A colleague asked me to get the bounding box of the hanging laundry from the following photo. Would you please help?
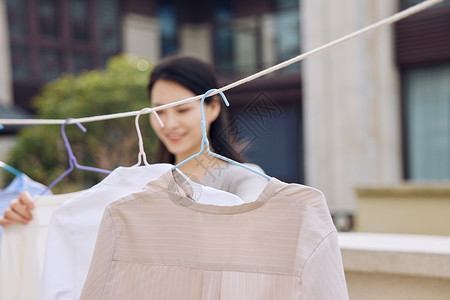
[0,174,52,245]
[80,169,349,300]
[0,191,81,300]
[39,163,251,300]
[39,164,171,300]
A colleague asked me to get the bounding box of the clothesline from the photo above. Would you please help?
[0,0,443,127]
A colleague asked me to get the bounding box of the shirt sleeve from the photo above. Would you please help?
[300,231,349,300]
[79,207,115,300]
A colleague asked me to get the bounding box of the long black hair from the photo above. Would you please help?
[147,55,246,164]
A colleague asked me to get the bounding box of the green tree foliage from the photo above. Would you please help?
[5,55,158,192]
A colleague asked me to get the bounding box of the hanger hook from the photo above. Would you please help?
[42,118,111,195]
[200,89,229,150]
[62,118,87,166]
[172,89,230,171]
[133,108,164,167]
[0,161,22,177]
[172,89,270,180]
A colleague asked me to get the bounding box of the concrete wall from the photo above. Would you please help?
[179,23,212,63]
[340,232,450,300]
[0,0,12,106]
[301,0,402,213]
[356,184,450,235]
[122,15,213,64]
[122,13,160,62]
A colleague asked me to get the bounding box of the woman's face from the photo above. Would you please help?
[150,79,220,162]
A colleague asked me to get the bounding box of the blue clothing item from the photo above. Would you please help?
[0,174,52,243]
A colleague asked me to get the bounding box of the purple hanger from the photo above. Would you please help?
[42,119,111,194]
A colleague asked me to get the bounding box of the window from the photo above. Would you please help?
[158,1,178,57]
[97,0,120,54]
[39,48,63,81]
[70,52,92,74]
[38,0,60,38]
[6,0,29,81]
[404,64,450,180]
[69,0,90,43]
[213,0,300,76]
[97,0,121,68]
[6,0,28,37]
[10,45,30,81]
[274,8,300,72]
[213,1,234,75]
[274,0,300,65]
[6,0,121,83]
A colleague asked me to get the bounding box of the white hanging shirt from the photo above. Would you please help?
[0,192,81,300]
[80,169,349,299]
[38,164,172,300]
[200,163,269,203]
[39,163,246,300]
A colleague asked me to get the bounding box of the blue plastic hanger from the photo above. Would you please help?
[0,161,22,177]
[43,118,111,193]
[172,89,271,180]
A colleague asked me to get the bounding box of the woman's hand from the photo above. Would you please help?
[0,191,34,226]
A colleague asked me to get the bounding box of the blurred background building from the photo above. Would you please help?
[0,0,449,232]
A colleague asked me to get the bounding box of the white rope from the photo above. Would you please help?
[0,0,443,127]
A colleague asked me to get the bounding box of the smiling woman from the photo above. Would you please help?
[146,56,267,185]
[150,79,221,166]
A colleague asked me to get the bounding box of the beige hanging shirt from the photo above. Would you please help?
[80,169,348,300]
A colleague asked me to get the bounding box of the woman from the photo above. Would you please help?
[0,55,268,226]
